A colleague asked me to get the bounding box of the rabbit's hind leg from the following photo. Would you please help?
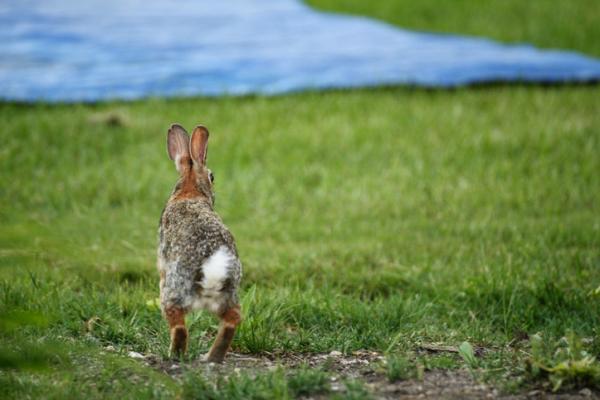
[165,307,188,357]
[204,304,241,363]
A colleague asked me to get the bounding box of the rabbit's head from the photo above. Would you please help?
[166,123,215,205]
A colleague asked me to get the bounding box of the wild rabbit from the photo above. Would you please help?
[158,123,242,363]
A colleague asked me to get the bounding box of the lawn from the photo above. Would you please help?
[1,1,599,399]
[308,0,600,57]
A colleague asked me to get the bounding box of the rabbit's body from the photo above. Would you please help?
[158,198,241,316]
[157,123,242,363]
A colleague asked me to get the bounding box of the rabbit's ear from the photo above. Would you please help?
[190,125,209,166]
[167,123,191,173]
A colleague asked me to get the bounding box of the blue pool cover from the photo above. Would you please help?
[1,0,600,101]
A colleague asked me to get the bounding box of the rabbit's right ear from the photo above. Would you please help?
[167,123,191,174]
[190,125,209,167]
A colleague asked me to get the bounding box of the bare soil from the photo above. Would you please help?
[135,350,599,399]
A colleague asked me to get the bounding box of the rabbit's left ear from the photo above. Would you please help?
[190,125,209,166]
[167,123,191,174]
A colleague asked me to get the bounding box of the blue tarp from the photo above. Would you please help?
[1,0,600,102]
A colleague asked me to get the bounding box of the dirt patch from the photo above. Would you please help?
[134,351,598,399]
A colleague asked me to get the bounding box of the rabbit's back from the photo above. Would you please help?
[158,199,241,315]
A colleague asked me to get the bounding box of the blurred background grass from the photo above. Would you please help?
[308,0,600,57]
[1,1,599,398]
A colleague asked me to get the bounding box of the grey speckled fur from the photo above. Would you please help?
[158,197,242,316]
[158,123,242,361]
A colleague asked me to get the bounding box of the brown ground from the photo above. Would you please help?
[132,350,598,399]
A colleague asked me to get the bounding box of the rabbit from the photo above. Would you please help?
[157,123,242,363]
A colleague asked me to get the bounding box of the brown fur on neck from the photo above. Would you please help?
[172,165,202,201]
[171,164,213,205]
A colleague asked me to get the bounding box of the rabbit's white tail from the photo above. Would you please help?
[201,246,235,291]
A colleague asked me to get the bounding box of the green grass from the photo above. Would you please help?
[307,0,600,57]
[182,369,291,400]
[2,85,598,398]
[386,355,415,382]
[1,1,600,398]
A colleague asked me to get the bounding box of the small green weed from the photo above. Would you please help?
[288,365,330,397]
[527,332,600,391]
[183,367,331,400]
[183,369,289,400]
[386,355,415,382]
[334,379,372,400]
[458,341,479,370]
